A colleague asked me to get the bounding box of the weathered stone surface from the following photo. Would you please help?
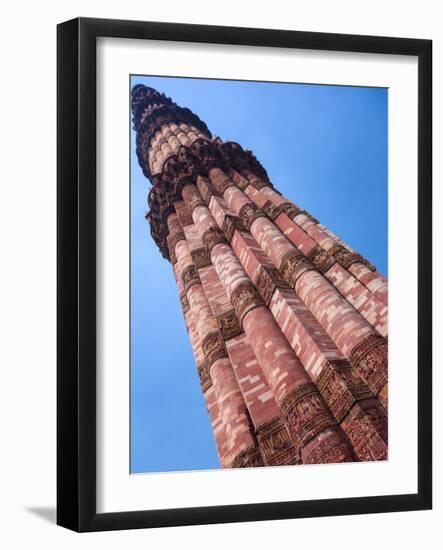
[132,85,388,468]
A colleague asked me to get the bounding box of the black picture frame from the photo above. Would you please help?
[57,17,432,532]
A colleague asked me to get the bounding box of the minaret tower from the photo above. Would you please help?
[132,84,388,468]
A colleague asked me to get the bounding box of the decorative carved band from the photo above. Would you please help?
[215,310,243,341]
[231,445,264,468]
[340,405,388,461]
[256,418,299,466]
[307,245,336,274]
[174,201,193,227]
[316,360,374,423]
[166,229,185,264]
[262,201,283,221]
[197,176,221,204]
[191,247,211,270]
[202,226,227,253]
[201,331,228,367]
[181,265,200,293]
[240,169,272,190]
[280,382,337,450]
[167,245,177,265]
[262,201,302,222]
[332,245,376,272]
[161,152,199,195]
[191,139,224,174]
[281,203,303,219]
[302,432,353,464]
[182,184,206,213]
[230,281,265,325]
[179,292,190,314]
[197,361,212,392]
[349,334,388,398]
[227,169,250,190]
[209,169,235,194]
[255,265,290,305]
[221,214,244,242]
[279,250,315,288]
[238,202,266,230]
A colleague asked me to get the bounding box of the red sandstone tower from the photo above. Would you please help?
[132,84,388,468]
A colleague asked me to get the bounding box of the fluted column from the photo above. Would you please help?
[209,168,388,411]
[191,179,387,461]
[236,171,388,337]
[168,213,263,467]
[174,196,298,466]
[182,183,356,464]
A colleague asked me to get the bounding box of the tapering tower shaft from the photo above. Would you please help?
[132,85,388,467]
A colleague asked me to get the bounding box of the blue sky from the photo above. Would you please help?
[130,75,388,474]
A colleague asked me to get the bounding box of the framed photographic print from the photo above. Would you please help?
[57,17,432,531]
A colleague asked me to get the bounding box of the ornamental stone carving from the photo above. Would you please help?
[349,334,388,396]
[191,247,212,269]
[333,246,376,272]
[238,202,266,230]
[231,446,264,468]
[256,418,299,466]
[181,265,200,293]
[202,226,227,253]
[316,360,374,423]
[230,282,265,325]
[221,214,244,242]
[201,331,228,367]
[280,382,338,450]
[215,310,243,341]
[307,245,336,273]
[255,265,290,305]
[197,362,212,392]
[279,250,315,287]
[179,292,190,314]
